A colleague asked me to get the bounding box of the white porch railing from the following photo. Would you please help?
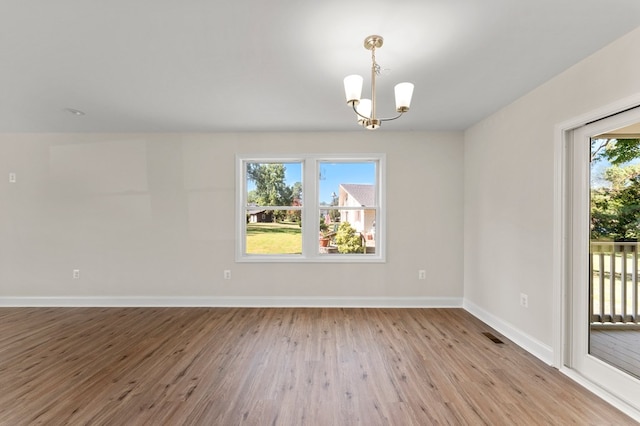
[590,242,640,324]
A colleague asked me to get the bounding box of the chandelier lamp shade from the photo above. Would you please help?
[344,35,414,130]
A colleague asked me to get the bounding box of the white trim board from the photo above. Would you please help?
[0,296,463,308]
[553,92,640,369]
[463,299,554,365]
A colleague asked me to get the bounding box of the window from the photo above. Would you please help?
[236,154,385,262]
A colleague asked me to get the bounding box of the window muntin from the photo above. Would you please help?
[237,155,384,262]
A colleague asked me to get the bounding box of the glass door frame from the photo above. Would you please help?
[568,108,640,412]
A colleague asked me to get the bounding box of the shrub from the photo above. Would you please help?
[319,216,329,234]
[335,222,363,253]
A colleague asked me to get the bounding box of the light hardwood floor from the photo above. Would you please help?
[0,307,636,425]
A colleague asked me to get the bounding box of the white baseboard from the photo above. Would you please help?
[0,296,464,308]
[463,299,554,365]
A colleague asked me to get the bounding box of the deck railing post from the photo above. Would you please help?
[609,247,616,323]
[634,247,639,322]
[590,242,639,325]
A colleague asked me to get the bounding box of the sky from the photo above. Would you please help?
[318,162,375,204]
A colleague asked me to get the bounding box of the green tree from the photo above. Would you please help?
[247,164,292,206]
[286,181,303,223]
[591,138,640,164]
[334,222,363,253]
[329,191,340,222]
[247,189,258,204]
[602,164,640,191]
[592,176,640,241]
[590,139,640,240]
[247,164,298,221]
[611,174,640,240]
[291,181,302,203]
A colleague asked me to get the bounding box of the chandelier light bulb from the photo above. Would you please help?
[344,75,364,106]
[394,82,414,112]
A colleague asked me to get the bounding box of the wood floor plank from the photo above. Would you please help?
[0,307,636,425]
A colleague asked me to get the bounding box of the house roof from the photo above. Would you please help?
[247,203,269,215]
[2,1,640,133]
[340,184,375,206]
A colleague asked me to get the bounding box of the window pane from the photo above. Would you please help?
[246,162,302,207]
[320,209,376,255]
[245,161,302,255]
[318,162,376,206]
[318,161,377,255]
[246,218,303,255]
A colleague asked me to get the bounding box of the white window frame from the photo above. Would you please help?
[236,153,386,263]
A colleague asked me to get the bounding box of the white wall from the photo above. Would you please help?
[464,27,640,347]
[0,131,464,304]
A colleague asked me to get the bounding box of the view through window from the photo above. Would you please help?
[589,133,640,379]
[237,155,384,262]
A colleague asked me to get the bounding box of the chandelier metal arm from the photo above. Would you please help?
[351,103,404,122]
[379,111,405,122]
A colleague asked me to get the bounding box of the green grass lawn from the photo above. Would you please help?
[246,222,302,254]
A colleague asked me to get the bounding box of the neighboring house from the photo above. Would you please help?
[248,208,273,223]
[338,184,375,236]
[248,197,300,224]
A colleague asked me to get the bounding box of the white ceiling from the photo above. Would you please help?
[2,0,639,133]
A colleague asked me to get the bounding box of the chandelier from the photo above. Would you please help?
[344,35,414,130]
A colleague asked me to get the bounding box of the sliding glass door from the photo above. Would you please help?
[570,108,640,411]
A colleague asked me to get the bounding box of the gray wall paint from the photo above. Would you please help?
[464,27,640,346]
[1,131,464,299]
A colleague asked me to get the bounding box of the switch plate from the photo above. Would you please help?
[73,269,80,279]
[223,270,231,280]
[9,173,16,183]
[418,270,426,280]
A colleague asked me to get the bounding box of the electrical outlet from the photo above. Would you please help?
[9,172,16,183]
[418,270,426,280]
[520,293,528,308]
[223,270,231,280]
[72,269,80,279]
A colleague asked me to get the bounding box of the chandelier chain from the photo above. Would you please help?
[371,46,382,76]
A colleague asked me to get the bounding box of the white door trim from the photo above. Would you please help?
[553,93,640,420]
[554,92,640,369]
